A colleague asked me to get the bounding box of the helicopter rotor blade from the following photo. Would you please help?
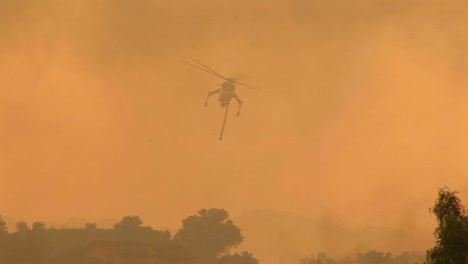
[182,58,263,94]
[189,58,229,81]
[180,59,226,80]
[232,80,255,89]
[231,80,261,92]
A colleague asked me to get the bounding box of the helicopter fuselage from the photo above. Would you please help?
[218,81,236,107]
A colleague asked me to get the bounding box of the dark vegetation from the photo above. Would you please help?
[301,251,424,264]
[0,187,467,264]
[0,209,254,264]
[426,187,468,264]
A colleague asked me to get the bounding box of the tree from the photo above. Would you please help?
[84,222,97,231]
[0,215,7,239]
[174,208,244,264]
[31,221,46,260]
[426,187,468,264]
[15,221,30,244]
[391,251,425,264]
[0,215,8,262]
[301,252,337,264]
[218,252,259,264]
[114,216,143,231]
[355,250,392,264]
[84,222,98,242]
[16,221,30,232]
[114,216,143,241]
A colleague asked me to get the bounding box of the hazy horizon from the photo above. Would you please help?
[1,1,467,264]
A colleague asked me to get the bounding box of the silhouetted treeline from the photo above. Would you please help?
[301,251,425,264]
[0,208,258,264]
[0,210,428,264]
[2,187,467,264]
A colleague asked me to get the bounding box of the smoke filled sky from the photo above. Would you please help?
[1,0,467,263]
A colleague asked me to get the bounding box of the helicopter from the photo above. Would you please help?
[181,58,258,140]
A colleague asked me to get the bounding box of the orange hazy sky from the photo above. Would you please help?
[1,0,467,263]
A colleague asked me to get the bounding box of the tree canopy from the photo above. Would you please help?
[174,208,244,264]
[426,187,468,264]
[0,215,7,239]
[218,252,259,264]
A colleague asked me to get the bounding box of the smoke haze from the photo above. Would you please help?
[1,0,467,263]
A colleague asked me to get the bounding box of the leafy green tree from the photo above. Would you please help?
[426,187,468,264]
[218,252,259,264]
[174,208,244,264]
